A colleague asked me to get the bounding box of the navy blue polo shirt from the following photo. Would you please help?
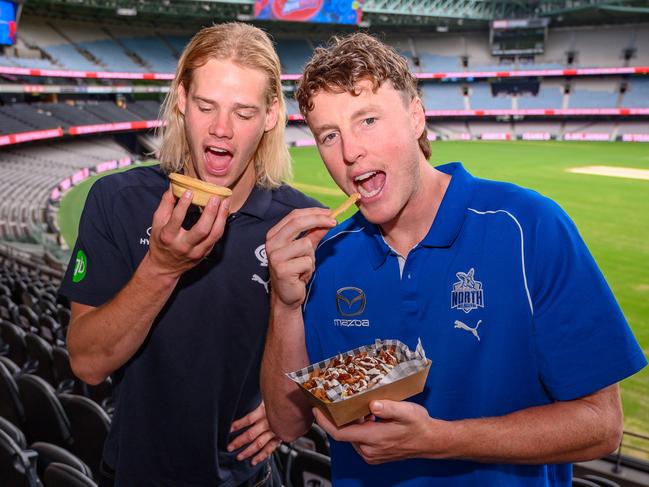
[304,162,646,487]
[60,164,320,486]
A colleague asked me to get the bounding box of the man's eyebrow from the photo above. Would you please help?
[233,103,260,110]
[192,95,215,104]
[350,105,382,119]
[311,123,337,135]
[191,97,260,111]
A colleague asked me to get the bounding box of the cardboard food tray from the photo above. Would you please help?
[288,339,430,427]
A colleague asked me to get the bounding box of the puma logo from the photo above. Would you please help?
[252,274,269,294]
[454,319,483,342]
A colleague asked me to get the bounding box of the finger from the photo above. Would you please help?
[183,196,223,247]
[272,256,315,285]
[369,400,407,421]
[269,237,315,267]
[313,408,358,442]
[267,212,336,249]
[251,438,281,466]
[231,402,266,433]
[235,431,276,461]
[165,189,193,233]
[151,187,176,229]
[227,419,270,452]
[266,208,332,241]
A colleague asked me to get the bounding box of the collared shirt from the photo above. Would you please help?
[304,162,646,487]
[60,164,320,486]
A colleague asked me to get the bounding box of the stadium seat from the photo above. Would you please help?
[0,319,28,366]
[31,441,92,480]
[0,283,11,296]
[286,444,332,487]
[0,295,16,320]
[83,376,114,410]
[573,479,600,487]
[37,314,62,345]
[0,354,21,375]
[52,346,77,392]
[16,374,72,447]
[56,307,70,329]
[0,415,27,448]
[24,332,55,385]
[0,360,26,428]
[581,475,621,487]
[17,305,39,332]
[294,424,330,456]
[0,429,41,487]
[58,393,111,477]
[44,462,98,487]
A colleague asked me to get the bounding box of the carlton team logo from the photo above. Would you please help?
[451,268,484,313]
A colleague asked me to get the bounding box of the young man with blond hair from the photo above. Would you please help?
[262,33,646,486]
[60,23,317,486]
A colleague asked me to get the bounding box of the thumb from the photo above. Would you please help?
[369,400,404,421]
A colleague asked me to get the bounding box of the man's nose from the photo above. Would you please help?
[208,113,234,139]
[342,137,365,165]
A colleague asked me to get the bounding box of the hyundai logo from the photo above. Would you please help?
[336,287,366,317]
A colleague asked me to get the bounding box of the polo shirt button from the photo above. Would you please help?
[407,273,412,279]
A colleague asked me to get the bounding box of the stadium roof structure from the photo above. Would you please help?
[22,0,649,28]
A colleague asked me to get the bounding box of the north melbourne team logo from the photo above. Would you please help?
[451,268,484,313]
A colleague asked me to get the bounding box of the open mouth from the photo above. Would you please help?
[204,145,233,175]
[353,170,386,199]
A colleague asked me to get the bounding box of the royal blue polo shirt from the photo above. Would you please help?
[303,162,646,487]
[59,164,320,486]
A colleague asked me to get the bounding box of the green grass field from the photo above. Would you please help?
[59,141,649,455]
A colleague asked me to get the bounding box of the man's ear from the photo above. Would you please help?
[177,82,187,116]
[264,97,280,132]
[410,96,426,139]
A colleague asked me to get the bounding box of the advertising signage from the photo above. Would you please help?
[255,0,363,25]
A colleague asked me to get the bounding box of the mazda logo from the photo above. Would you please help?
[336,287,366,317]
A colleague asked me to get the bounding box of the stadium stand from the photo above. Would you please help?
[568,79,620,109]
[0,138,133,242]
[517,81,565,110]
[17,17,99,71]
[621,78,649,108]
[422,84,466,110]
[117,35,178,73]
[0,100,160,133]
[468,83,513,110]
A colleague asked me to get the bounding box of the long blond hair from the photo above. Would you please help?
[157,22,291,187]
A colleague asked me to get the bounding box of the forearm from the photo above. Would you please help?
[435,385,623,464]
[261,295,314,442]
[67,252,179,384]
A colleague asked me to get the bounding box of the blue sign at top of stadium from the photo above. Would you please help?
[255,0,363,25]
[0,1,16,46]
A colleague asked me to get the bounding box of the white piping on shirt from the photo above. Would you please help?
[304,227,366,309]
[467,208,533,315]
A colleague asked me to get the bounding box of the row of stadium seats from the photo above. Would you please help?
[4,17,649,74]
[0,100,159,133]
